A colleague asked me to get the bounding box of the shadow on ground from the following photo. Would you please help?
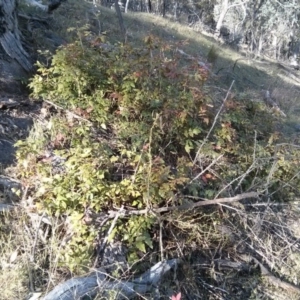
[0,94,36,166]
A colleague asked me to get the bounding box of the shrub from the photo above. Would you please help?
[17,34,300,271]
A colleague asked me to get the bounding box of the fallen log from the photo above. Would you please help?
[43,259,179,299]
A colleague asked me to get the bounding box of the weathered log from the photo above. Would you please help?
[0,0,32,93]
[24,0,66,13]
[0,0,32,71]
[43,259,179,299]
[0,0,67,93]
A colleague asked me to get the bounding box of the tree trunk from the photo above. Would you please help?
[215,0,228,37]
[114,0,126,40]
[173,1,178,20]
[125,0,130,13]
[0,0,32,93]
[162,0,166,17]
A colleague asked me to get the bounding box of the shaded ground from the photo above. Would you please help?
[0,93,39,166]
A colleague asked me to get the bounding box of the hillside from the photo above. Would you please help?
[1,1,300,299]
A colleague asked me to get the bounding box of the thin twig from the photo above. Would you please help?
[190,154,224,184]
[96,205,124,267]
[43,99,92,124]
[233,130,257,194]
[159,217,164,260]
[193,80,235,166]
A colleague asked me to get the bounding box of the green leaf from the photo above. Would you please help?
[185,143,192,153]
[135,240,146,252]
[110,156,119,163]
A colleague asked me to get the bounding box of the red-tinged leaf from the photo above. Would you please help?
[171,292,181,300]
[109,92,122,100]
[201,175,208,184]
[142,143,150,151]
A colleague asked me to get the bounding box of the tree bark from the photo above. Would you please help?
[125,0,130,13]
[215,0,228,37]
[0,0,32,71]
[114,0,126,40]
[0,0,67,93]
[0,0,32,93]
[44,259,179,299]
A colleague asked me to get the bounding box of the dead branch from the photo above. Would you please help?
[43,99,93,124]
[157,191,259,212]
[240,254,300,294]
[90,192,260,221]
[24,0,66,13]
[0,98,19,109]
[193,80,235,165]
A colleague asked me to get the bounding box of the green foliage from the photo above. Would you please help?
[24,35,210,268]
[18,34,300,271]
[29,35,210,155]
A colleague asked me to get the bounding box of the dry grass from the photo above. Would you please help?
[0,210,30,299]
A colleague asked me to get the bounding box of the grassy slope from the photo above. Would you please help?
[72,4,300,135]
[51,0,300,124]
[2,1,300,299]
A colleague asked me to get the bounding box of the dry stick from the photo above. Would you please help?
[188,154,224,186]
[105,192,259,218]
[95,205,124,267]
[258,154,280,232]
[268,144,300,197]
[154,191,259,212]
[159,217,164,260]
[239,254,300,294]
[193,80,235,166]
[233,130,258,194]
[131,152,143,185]
[212,132,257,199]
[43,99,92,124]
[27,212,46,292]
